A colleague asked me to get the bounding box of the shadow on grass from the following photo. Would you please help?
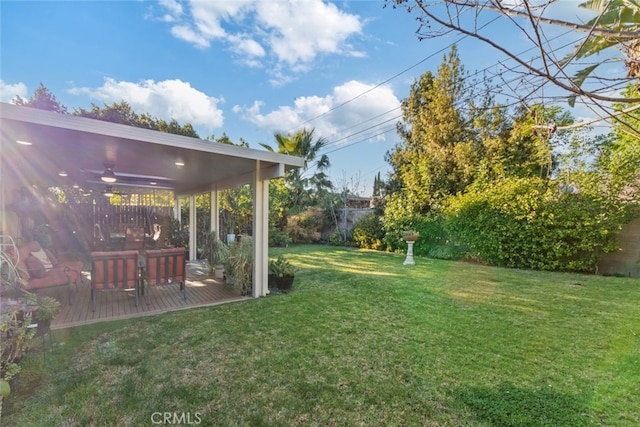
[453,382,592,427]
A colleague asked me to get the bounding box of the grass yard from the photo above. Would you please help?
[3,245,639,426]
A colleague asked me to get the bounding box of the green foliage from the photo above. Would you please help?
[599,85,640,202]
[263,128,332,212]
[224,237,253,295]
[268,255,297,277]
[269,179,290,229]
[73,101,199,138]
[444,177,630,272]
[561,0,640,102]
[200,230,229,268]
[23,294,61,323]
[13,83,67,113]
[268,228,292,247]
[382,210,465,259]
[388,46,474,211]
[351,213,385,250]
[166,218,189,249]
[220,184,254,236]
[327,229,348,246]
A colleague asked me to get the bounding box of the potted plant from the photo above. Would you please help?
[401,230,420,242]
[24,293,61,329]
[201,231,229,279]
[1,244,60,407]
[167,218,189,248]
[268,255,297,291]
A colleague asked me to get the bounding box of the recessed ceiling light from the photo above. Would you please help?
[58,171,68,177]
[175,161,185,166]
[16,140,32,146]
[149,181,157,185]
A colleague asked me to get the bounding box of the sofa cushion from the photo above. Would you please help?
[27,266,70,290]
[31,248,54,270]
[26,255,47,278]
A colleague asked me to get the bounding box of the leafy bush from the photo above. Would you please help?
[284,208,323,243]
[269,228,292,247]
[224,236,253,295]
[327,229,346,246]
[444,177,629,272]
[382,211,465,259]
[352,213,385,250]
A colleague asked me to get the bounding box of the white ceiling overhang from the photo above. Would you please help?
[0,103,303,197]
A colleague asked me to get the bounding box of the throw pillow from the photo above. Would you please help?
[26,255,47,279]
[31,248,54,270]
[44,248,58,266]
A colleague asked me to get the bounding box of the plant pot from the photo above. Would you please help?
[275,275,295,291]
[268,273,277,288]
[214,265,225,279]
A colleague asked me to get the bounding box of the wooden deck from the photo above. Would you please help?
[49,261,246,330]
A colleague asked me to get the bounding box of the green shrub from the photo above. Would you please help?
[224,236,253,295]
[352,213,385,250]
[444,177,628,272]
[382,211,465,259]
[327,230,346,246]
[269,228,292,247]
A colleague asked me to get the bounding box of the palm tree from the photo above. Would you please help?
[261,128,332,211]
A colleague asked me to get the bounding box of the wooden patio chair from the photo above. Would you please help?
[90,250,141,311]
[141,247,187,303]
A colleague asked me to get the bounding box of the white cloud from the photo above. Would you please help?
[171,25,211,49]
[234,80,400,144]
[159,0,183,17]
[0,80,28,103]
[69,78,224,132]
[255,0,363,65]
[228,34,265,58]
[156,0,363,81]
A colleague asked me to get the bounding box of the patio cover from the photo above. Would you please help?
[0,102,304,297]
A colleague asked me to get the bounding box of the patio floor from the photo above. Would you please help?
[48,261,247,330]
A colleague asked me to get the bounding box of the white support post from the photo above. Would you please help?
[210,190,219,234]
[252,161,269,297]
[189,195,196,261]
[173,197,181,226]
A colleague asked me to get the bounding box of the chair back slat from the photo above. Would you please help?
[91,250,139,290]
[144,248,186,286]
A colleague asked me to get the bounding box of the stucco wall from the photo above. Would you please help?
[598,218,640,278]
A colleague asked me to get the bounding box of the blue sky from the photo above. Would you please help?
[1,1,597,195]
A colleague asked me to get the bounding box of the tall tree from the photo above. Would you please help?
[386,0,640,136]
[74,101,199,138]
[598,85,640,201]
[387,46,474,212]
[13,83,67,113]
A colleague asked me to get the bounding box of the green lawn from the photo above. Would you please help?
[4,245,639,426]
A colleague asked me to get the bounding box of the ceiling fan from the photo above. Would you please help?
[101,163,117,183]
